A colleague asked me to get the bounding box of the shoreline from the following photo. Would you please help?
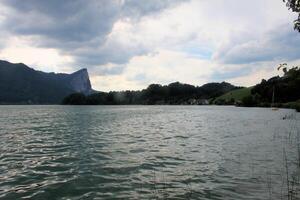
[0,104,298,112]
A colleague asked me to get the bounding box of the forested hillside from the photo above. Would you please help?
[62,82,238,105]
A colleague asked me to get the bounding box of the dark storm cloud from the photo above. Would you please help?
[0,0,189,69]
[214,25,300,64]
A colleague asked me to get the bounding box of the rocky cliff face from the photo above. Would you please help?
[68,68,93,95]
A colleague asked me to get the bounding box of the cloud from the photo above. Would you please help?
[122,0,190,19]
[0,0,299,91]
[89,49,216,91]
[214,25,300,64]
[227,68,279,87]
[2,0,120,43]
[0,36,74,73]
[124,50,215,87]
[0,0,189,67]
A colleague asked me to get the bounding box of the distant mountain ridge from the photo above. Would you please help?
[0,60,93,104]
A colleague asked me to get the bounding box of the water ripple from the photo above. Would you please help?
[0,105,299,199]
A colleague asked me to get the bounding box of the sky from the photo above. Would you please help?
[0,0,299,91]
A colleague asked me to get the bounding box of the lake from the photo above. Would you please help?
[0,105,299,199]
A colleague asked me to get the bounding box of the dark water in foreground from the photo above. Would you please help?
[0,106,300,200]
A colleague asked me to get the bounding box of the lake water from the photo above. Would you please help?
[0,106,300,199]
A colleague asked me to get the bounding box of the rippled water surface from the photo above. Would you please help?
[0,105,300,199]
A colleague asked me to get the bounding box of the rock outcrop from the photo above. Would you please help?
[67,68,93,95]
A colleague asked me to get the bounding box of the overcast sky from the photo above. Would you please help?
[0,0,299,91]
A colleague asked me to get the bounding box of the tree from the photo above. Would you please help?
[252,66,300,103]
[62,93,86,105]
[284,0,300,32]
[242,95,258,107]
[277,63,288,74]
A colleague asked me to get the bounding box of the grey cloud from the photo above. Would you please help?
[74,43,149,66]
[214,25,300,64]
[122,0,189,18]
[1,0,189,67]
[89,65,125,76]
[0,34,6,49]
[3,0,120,43]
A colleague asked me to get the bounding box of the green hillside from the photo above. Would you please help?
[213,87,252,104]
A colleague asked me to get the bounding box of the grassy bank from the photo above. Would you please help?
[213,87,252,104]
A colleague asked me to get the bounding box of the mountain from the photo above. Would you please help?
[0,60,93,104]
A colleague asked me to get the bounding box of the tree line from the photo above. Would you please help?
[62,82,237,105]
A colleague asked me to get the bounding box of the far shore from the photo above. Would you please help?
[0,103,298,112]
